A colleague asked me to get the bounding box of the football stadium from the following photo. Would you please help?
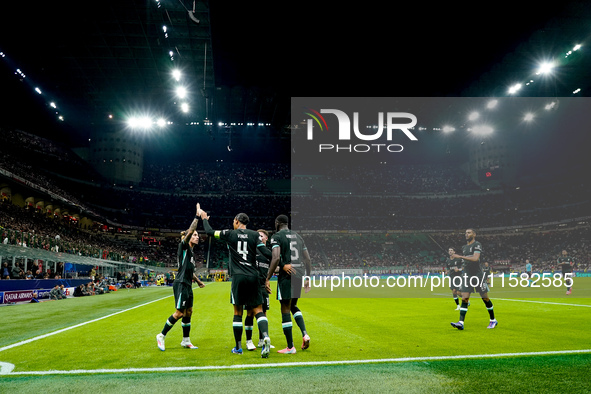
[1,1,591,393]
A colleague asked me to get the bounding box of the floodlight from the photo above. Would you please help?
[176,86,187,99]
[172,69,181,81]
[523,113,534,122]
[508,84,522,94]
[472,125,494,135]
[536,61,554,75]
[468,111,480,121]
[181,103,189,113]
[486,99,498,109]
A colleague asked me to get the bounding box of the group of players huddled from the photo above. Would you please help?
[155,203,311,358]
[446,229,577,331]
[152,207,578,351]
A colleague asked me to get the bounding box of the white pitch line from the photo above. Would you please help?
[3,349,591,375]
[495,298,591,308]
[0,287,183,353]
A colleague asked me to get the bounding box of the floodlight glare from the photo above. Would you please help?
[536,61,554,75]
[442,126,455,133]
[523,113,534,122]
[156,118,166,127]
[573,44,581,51]
[176,86,187,99]
[508,83,522,94]
[172,69,181,81]
[468,111,480,121]
[139,117,152,129]
[472,125,494,135]
[486,99,498,109]
[128,116,153,129]
[127,117,139,128]
[180,102,189,113]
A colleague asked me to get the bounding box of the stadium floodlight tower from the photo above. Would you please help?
[89,129,145,186]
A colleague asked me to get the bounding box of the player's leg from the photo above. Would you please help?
[278,298,296,353]
[232,304,244,354]
[230,276,245,354]
[157,308,183,351]
[291,298,310,349]
[452,288,460,309]
[245,308,256,350]
[251,304,271,358]
[258,286,272,347]
[157,283,184,350]
[180,301,198,349]
[481,292,497,328]
[451,291,470,330]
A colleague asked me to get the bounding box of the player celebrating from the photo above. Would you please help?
[446,247,463,310]
[450,229,497,330]
[199,206,272,358]
[156,203,205,351]
[265,214,312,354]
[244,229,275,351]
[557,250,575,295]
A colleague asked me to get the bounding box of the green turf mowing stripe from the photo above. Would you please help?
[3,348,591,375]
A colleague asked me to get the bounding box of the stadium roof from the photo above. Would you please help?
[1,1,590,147]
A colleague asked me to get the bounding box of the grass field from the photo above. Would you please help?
[1,279,590,393]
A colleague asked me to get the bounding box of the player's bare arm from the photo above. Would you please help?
[193,274,205,288]
[303,249,311,291]
[183,203,201,243]
[265,246,281,293]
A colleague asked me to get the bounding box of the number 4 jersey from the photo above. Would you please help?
[208,226,265,277]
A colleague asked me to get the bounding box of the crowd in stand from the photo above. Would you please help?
[0,201,179,271]
[141,162,290,193]
[299,226,590,273]
[1,125,590,279]
[291,178,590,230]
[320,163,480,194]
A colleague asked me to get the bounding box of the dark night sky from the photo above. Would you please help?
[0,0,588,162]
[208,1,576,96]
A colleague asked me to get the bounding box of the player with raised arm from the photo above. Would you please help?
[450,229,497,330]
[446,247,463,310]
[156,203,205,351]
[265,215,312,354]
[557,250,575,295]
[198,205,273,358]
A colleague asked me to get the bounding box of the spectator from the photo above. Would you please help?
[11,262,23,279]
[73,284,85,297]
[50,284,64,300]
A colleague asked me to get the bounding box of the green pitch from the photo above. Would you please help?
[1,280,590,393]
